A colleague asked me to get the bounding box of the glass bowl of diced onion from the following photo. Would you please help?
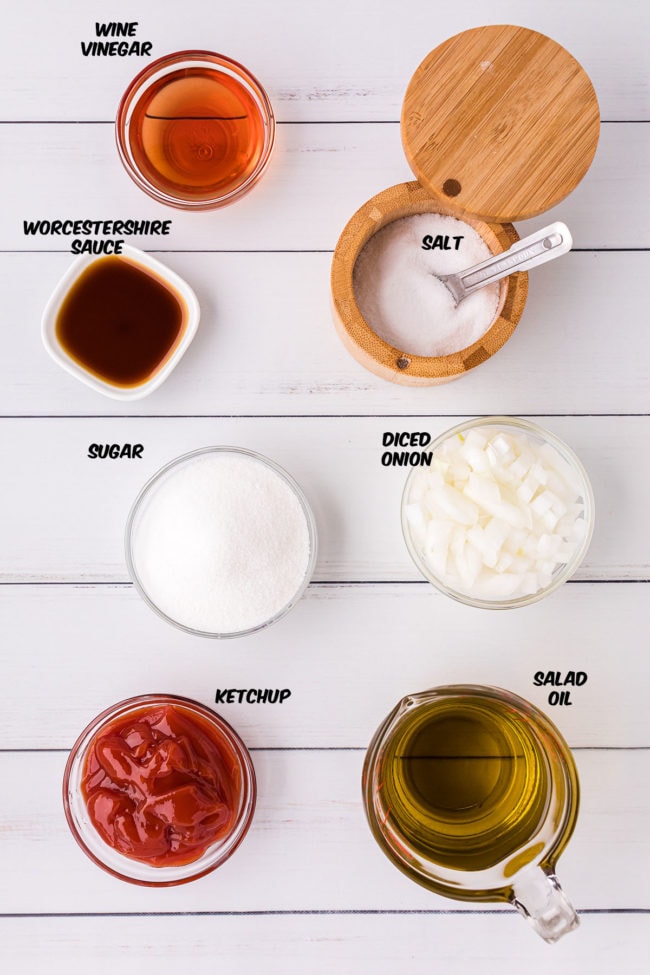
[401,417,594,609]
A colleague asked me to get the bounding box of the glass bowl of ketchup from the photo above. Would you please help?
[63,694,256,885]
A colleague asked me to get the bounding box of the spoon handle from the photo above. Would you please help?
[451,222,573,300]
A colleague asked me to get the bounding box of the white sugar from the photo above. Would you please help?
[131,451,312,634]
[353,213,500,357]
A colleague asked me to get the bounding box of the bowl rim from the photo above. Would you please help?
[330,181,529,386]
[62,693,257,886]
[361,682,580,901]
[400,416,595,609]
[41,244,200,400]
[125,445,318,637]
[115,49,275,211]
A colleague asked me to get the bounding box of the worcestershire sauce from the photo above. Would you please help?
[55,255,185,387]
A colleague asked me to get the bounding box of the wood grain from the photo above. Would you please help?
[0,582,648,749]
[0,914,647,975]
[0,0,648,969]
[0,751,648,914]
[0,1,645,121]
[0,123,646,253]
[0,251,648,416]
[0,416,643,583]
[402,25,600,221]
[330,181,528,384]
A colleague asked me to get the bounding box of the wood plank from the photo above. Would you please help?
[0,750,647,914]
[0,582,646,748]
[3,249,648,416]
[0,1,646,121]
[0,913,646,975]
[1,123,647,251]
[0,416,644,582]
[0,1,647,971]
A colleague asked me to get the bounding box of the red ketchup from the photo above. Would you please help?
[80,703,242,867]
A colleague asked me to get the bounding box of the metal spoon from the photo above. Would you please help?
[437,222,573,306]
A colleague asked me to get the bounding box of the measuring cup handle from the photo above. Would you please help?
[511,867,579,943]
[458,222,573,296]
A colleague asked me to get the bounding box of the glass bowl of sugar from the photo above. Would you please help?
[401,417,594,609]
[126,447,317,637]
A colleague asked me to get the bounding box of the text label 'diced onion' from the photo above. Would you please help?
[402,420,593,605]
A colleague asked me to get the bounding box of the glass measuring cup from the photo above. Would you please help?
[362,684,580,943]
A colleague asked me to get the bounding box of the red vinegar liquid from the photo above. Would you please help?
[128,66,267,202]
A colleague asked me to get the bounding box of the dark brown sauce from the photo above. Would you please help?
[55,256,186,388]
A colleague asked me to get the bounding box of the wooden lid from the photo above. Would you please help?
[401,25,600,222]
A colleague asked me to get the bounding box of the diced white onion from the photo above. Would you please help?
[404,425,590,602]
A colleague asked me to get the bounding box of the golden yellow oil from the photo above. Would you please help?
[377,697,552,871]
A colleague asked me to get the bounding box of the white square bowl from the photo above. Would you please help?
[41,245,200,400]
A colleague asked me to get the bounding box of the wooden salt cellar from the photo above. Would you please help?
[331,25,600,386]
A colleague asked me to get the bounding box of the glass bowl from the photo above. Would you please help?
[116,51,275,210]
[401,417,594,609]
[126,446,318,637]
[63,694,256,886]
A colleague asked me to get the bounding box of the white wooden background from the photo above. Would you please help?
[1,1,649,971]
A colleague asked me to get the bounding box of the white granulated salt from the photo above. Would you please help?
[130,451,313,634]
[353,213,501,357]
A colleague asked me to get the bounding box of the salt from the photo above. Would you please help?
[130,450,313,635]
[353,213,501,357]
